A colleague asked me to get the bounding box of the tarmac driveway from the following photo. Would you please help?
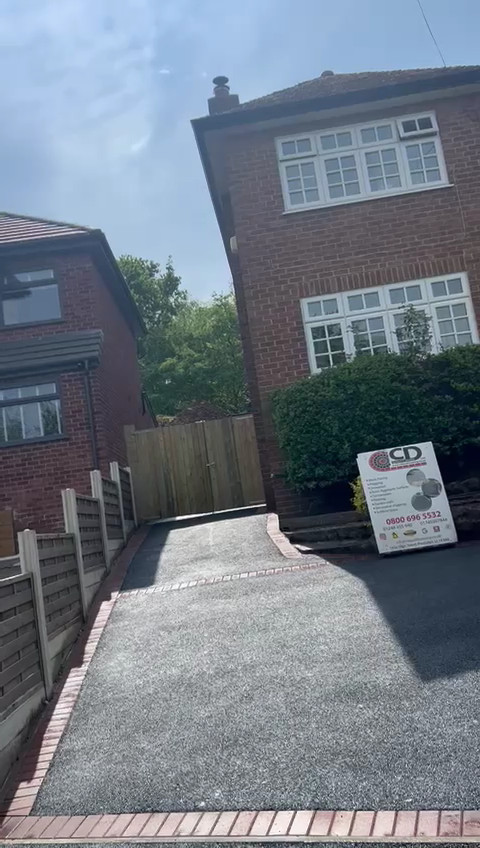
[33,514,480,815]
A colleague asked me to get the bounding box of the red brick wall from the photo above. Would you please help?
[224,93,480,518]
[0,250,152,531]
[0,372,93,532]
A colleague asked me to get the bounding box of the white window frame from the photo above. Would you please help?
[301,272,478,373]
[277,111,450,213]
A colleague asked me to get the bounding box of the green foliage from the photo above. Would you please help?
[118,253,248,417]
[394,304,432,355]
[118,255,186,332]
[153,293,249,416]
[350,476,368,517]
[271,346,480,491]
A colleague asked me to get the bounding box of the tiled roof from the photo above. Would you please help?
[233,66,480,112]
[0,212,93,246]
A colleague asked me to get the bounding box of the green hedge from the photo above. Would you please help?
[271,346,480,491]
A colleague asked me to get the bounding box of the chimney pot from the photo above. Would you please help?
[208,74,240,115]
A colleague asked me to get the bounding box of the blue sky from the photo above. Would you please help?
[0,0,479,298]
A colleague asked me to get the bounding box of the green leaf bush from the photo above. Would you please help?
[271,346,480,492]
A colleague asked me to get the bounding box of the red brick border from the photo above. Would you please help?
[266,513,302,559]
[1,807,480,841]
[0,527,150,818]
[120,560,326,598]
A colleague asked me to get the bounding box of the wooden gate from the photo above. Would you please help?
[125,415,265,521]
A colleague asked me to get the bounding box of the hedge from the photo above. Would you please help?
[271,345,480,491]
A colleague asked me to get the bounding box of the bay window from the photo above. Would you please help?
[277,111,449,212]
[302,273,478,373]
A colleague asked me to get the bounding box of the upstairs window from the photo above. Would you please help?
[0,269,61,327]
[301,273,478,373]
[0,382,62,445]
[276,112,448,212]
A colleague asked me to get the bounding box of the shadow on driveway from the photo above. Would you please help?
[337,543,480,681]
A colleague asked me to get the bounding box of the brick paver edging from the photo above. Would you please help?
[266,513,302,559]
[120,560,327,598]
[0,527,150,818]
[1,808,480,842]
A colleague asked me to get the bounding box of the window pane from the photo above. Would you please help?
[23,403,42,439]
[361,128,376,143]
[311,325,326,339]
[402,119,417,133]
[314,340,328,354]
[307,302,322,317]
[365,292,380,308]
[287,179,302,191]
[290,192,304,205]
[411,172,426,184]
[447,278,463,295]
[406,285,422,301]
[369,316,384,330]
[348,295,363,311]
[330,336,344,352]
[327,323,342,337]
[431,281,447,297]
[305,189,320,202]
[378,124,393,140]
[441,334,456,348]
[297,138,312,153]
[323,298,339,315]
[316,354,331,369]
[370,178,385,192]
[337,132,352,147]
[371,331,387,345]
[426,169,441,182]
[14,270,54,283]
[2,388,20,400]
[345,182,360,196]
[452,303,467,317]
[282,141,296,156]
[455,318,470,332]
[365,151,380,164]
[436,306,450,319]
[329,185,344,198]
[286,164,299,177]
[390,288,406,304]
[41,399,61,436]
[301,161,315,177]
[438,320,454,334]
[407,144,420,158]
[386,175,401,189]
[457,333,473,345]
[3,284,61,326]
[320,135,336,150]
[5,405,22,441]
[418,116,433,130]
[331,351,346,364]
[352,320,367,333]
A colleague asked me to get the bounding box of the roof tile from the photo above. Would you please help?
[0,212,92,246]
[232,65,480,112]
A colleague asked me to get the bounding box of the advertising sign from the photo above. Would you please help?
[357,441,457,554]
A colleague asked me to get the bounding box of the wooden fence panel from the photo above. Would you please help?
[119,467,134,522]
[163,423,212,517]
[37,535,82,639]
[0,510,15,558]
[232,415,265,506]
[0,574,42,720]
[76,495,106,572]
[0,556,21,581]
[102,478,123,540]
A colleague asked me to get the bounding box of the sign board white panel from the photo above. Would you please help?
[357,441,457,554]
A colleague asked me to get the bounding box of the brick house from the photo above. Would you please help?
[0,212,154,532]
[192,66,480,520]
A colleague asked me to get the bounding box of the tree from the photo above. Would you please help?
[150,293,249,415]
[118,255,186,332]
[118,254,248,416]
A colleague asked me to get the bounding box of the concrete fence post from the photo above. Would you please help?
[90,470,110,571]
[126,466,138,527]
[109,461,126,542]
[18,529,53,699]
[62,488,89,619]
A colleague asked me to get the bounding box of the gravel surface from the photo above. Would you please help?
[122,512,282,589]
[33,530,480,815]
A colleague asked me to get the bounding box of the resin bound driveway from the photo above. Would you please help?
[23,514,480,816]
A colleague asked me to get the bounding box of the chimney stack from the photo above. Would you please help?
[208,76,240,115]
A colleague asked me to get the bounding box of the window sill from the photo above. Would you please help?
[0,434,68,450]
[282,182,454,215]
[0,318,64,331]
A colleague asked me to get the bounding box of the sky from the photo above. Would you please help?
[0,0,479,299]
